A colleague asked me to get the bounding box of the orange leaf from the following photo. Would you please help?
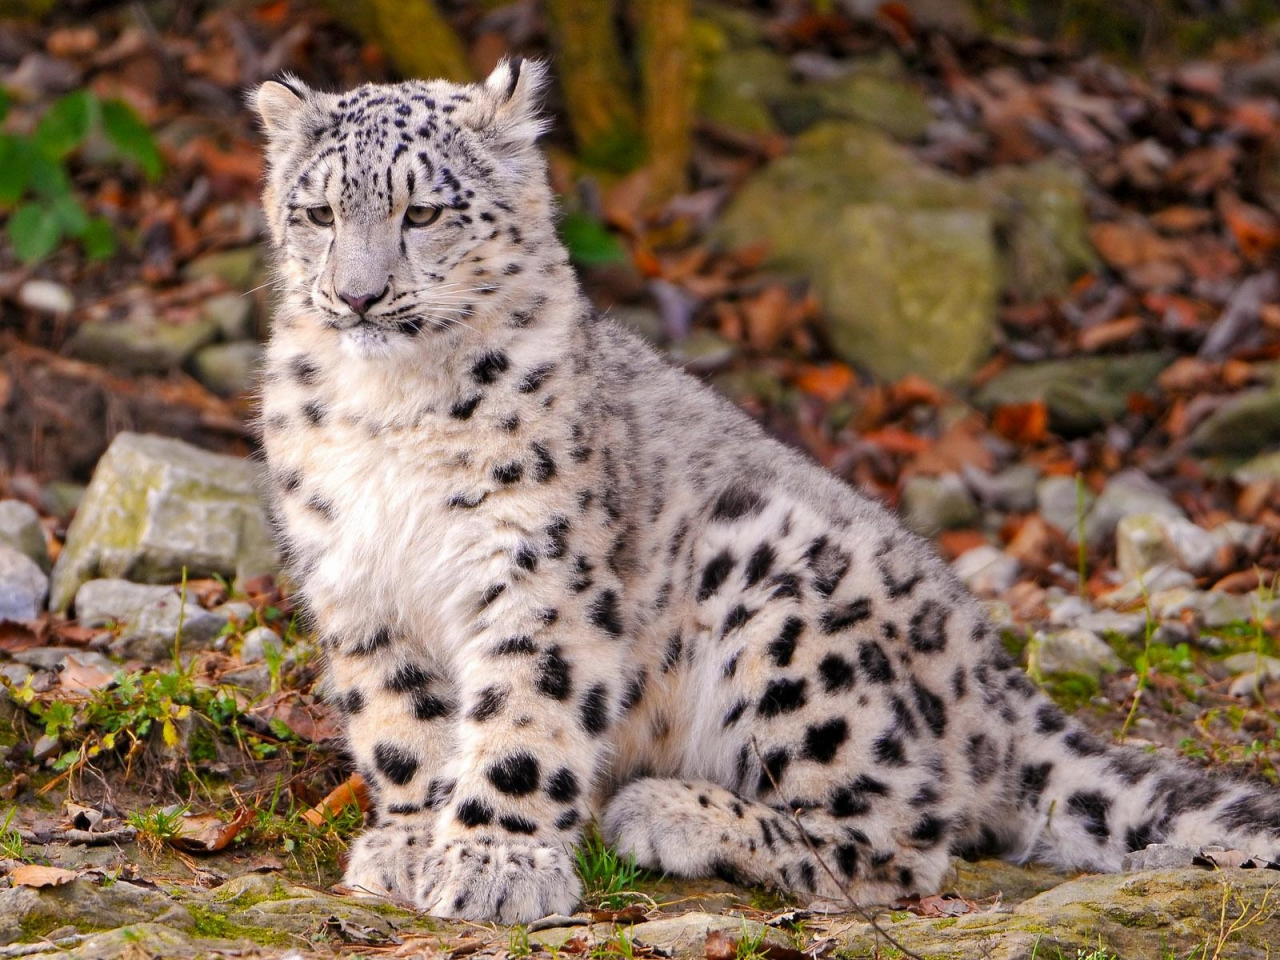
[11,864,78,888]
[862,428,930,456]
[991,401,1048,445]
[302,774,370,828]
[795,363,854,403]
[170,808,255,854]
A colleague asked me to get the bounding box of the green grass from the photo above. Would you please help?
[575,831,650,909]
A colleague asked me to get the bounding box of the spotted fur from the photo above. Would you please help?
[255,62,1280,924]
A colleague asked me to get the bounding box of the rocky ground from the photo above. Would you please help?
[6,1,1280,958]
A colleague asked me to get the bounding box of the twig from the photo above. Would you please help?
[0,934,95,958]
[65,826,138,845]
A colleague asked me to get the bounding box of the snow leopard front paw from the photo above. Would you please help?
[343,822,434,901]
[414,838,582,923]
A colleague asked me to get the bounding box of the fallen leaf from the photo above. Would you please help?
[10,864,78,888]
[169,808,254,854]
[891,892,978,918]
[991,401,1048,446]
[705,930,806,960]
[1089,221,1172,269]
[302,773,370,828]
[795,363,855,403]
[59,654,116,694]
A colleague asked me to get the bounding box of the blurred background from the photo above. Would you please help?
[5,3,1280,943]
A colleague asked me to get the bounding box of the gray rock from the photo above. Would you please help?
[33,732,60,760]
[41,481,85,519]
[1120,843,1199,871]
[965,463,1040,512]
[11,646,113,673]
[66,315,220,375]
[182,246,265,290]
[213,600,256,624]
[0,878,193,946]
[110,595,228,662]
[239,626,283,665]
[1084,469,1183,545]
[902,474,979,535]
[668,330,737,373]
[1029,628,1124,680]
[17,278,74,314]
[978,161,1096,303]
[1234,450,1280,484]
[1073,609,1149,641]
[1037,475,1093,535]
[1200,591,1255,629]
[74,579,178,626]
[201,290,256,341]
[0,499,50,571]
[49,432,277,613]
[1187,389,1280,457]
[975,353,1168,436]
[714,123,998,382]
[953,545,1019,597]
[0,662,32,686]
[0,545,48,620]
[190,341,263,396]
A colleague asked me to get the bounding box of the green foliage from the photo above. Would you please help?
[574,830,650,909]
[558,210,628,267]
[0,87,161,264]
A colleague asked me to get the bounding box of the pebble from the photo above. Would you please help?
[33,733,60,761]
[74,579,179,626]
[17,278,74,314]
[10,646,113,673]
[239,626,283,665]
[1036,475,1092,535]
[0,499,50,571]
[0,545,49,621]
[901,473,979,536]
[1029,628,1124,680]
[1099,565,1195,608]
[1084,469,1183,544]
[953,545,1019,597]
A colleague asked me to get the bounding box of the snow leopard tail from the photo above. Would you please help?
[1005,698,1280,872]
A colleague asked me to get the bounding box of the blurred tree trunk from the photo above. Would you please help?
[543,0,645,172]
[634,0,693,200]
[327,0,473,82]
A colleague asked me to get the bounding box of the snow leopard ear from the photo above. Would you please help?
[479,58,551,150]
[254,75,311,136]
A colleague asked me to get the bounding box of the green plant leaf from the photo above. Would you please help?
[7,202,62,263]
[558,211,627,267]
[81,216,116,260]
[0,88,9,124]
[101,99,162,181]
[26,145,71,198]
[34,90,96,159]
[50,194,88,234]
[0,134,30,203]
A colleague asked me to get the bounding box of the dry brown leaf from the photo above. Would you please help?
[1089,221,1172,269]
[58,654,116,694]
[169,808,254,854]
[705,930,806,960]
[302,773,370,828]
[991,401,1048,445]
[11,864,78,888]
[794,364,855,403]
[913,417,993,475]
[1078,315,1143,352]
[891,892,979,918]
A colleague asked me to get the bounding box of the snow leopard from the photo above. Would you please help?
[253,60,1280,924]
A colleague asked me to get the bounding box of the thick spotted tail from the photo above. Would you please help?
[1008,702,1280,872]
[602,777,957,905]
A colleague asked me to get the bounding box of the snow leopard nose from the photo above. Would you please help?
[339,287,387,317]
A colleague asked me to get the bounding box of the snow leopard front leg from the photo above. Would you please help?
[413,537,625,922]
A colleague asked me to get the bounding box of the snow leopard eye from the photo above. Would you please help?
[306,205,334,227]
[405,205,443,228]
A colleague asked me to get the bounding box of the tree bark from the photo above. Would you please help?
[634,0,693,200]
[332,0,473,83]
[543,0,645,172]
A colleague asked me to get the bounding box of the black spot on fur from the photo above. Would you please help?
[858,641,894,683]
[536,646,573,700]
[698,550,734,602]
[374,743,419,786]
[412,691,452,721]
[911,680,947,737]
[908,815,949,848]
[767,616,804,667]
[499,814,537,835]
[450,394,481,420]
[803,718,849,763]
[744,543,775,587]
[758,747,791,793]
[517,363,555,393]
[487,752,540,796]
[1063,730,1107,757]
[580,683,610,736]
[758,677,808,717]
[873,733,906,766]
[818,653,855,693]
[468,685,508,722]
[723,699,749,726]
[1067,790,1112,839]
[721,604,754,636]
[711,485,765,521]
[589,590,623,637]
[1035,703,1066,734]
[455,798,493,827]
[1019,762,1053,807]
[546,768,580,803]
[531,442,556,482]
[471,351,509,384]
[662,633,683,673]
[339,689,365,715]
[302,400,326,426]
[820,598,872,634]
[908,600,948,653]
[493,461,523,484]
[492,635,536,656]
[966,734,999,784]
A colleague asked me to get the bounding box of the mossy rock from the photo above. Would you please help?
[49,432,277,613]
[0,879,193,946]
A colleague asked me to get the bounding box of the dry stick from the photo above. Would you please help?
[748,737,935,960]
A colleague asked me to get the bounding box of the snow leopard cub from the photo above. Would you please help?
[255,61,1280,924]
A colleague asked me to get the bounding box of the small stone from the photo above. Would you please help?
[1200,591,1254,629]
[1115,513,1219,578]
[1074,609,1149,641]
[66,315,220,375]
[10,646,112,673]
[1223,653,1280,678]
[74,579,178,627]
[1188,389,1280,457]
[32,733,60,761]
[17,279,74,314]
[965,463,1040,512]
[213,601,256,624]
[191,341,263,396]
[668,330,737,373]
[41,481,85,519]
[1101,566,1197,609]
[1036,475,1093,536]
[1029,628,1124,680]
[182,245,265,290]
[902,474,979,535]
[1047,594,1092,627]
[0,663,32,686]
[201,291,256,341]
[0,500,50,571]
[0,545,49,621]
[110,596,228,662]
[953,545,1019,597]
[240,626,283,665]
[1084,470,1183,544]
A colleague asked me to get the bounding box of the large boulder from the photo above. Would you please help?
[1187,389,1280,457]
[715,123,1000,381]
[49,433,277,613]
